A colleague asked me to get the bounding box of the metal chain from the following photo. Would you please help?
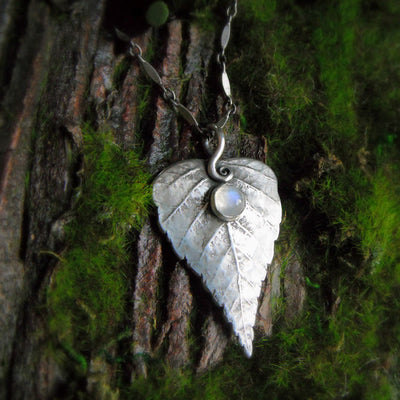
[120,0,238,136]
[128,42,204,133]
[216,0,238,128]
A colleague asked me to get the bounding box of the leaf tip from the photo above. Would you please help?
[243,341,253,358]
[238,329,253,358]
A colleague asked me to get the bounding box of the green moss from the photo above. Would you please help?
[127,365,205,400]
[146,2,170,28]
[47,127,152,359]
[357,167,400,271]
[136,82,153,124]
[313,0,360,149]
[113,57,131,91]
[184,1,217,30]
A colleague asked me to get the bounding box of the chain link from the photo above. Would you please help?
[216,0,238,126]
[122,0,238,136]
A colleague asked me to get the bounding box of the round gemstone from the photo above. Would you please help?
[211,184,246,221]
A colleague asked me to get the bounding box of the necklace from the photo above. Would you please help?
[119,1,281,357]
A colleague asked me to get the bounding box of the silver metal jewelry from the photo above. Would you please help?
[120,0,282,357]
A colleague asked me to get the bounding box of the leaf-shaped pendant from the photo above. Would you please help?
[153,158,282,357]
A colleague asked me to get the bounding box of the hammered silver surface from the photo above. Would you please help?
[153,158,282,357]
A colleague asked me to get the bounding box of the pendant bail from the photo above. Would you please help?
[206,125,233,182]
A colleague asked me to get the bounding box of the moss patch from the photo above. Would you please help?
[47,127,152,363]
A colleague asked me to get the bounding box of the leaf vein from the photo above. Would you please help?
[233,177,276,203]
[227,224,252,352]
[177,204,208,252]
[246,203,274,229]
[162,178,208,224]
[225,162,275,181]
[162,166,202,187]
[234,220,256,242]
[198,222,225,263]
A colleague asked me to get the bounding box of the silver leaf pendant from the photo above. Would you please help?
[153,157,282,357]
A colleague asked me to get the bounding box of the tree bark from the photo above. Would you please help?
[0,1,305,398]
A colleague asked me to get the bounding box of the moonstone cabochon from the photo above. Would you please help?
[152,158,282,357]
[211,184,246,221]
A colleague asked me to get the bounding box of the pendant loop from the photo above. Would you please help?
[207,125,233,182]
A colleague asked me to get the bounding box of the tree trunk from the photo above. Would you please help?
[0,1,305,398]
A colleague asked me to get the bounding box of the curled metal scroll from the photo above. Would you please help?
[206,125,233,183]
